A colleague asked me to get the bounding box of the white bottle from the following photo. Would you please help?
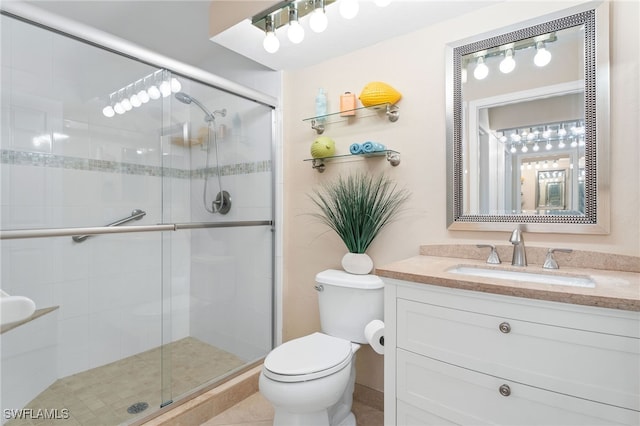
[315,88,327,122]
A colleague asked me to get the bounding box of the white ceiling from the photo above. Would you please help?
[20,0,500,72]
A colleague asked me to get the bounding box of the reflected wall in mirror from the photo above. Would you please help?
[446,2,609,233]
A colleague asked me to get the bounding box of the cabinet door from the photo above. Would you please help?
[397,298,640,411]
[397,349,640,425]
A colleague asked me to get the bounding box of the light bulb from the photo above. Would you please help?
[374,0,391,6]
[473,57,489,80]
[545,141,552,150]
[147,85,161,100]
[558,127,567,136]
[137,89,150,103]
[510,145,517,154]
[309,8,328,33]
[263,31,280,53]
[339,0,359,19]
[114,102,125,115]
[521,144,528,153]
[121,98,132,111]
[534,41,552,67]
[102,106,115,118]
[558,140,566,148]
[159,80,172,98]
[130,94,141,108]
[571,139,578,148]
[288,21,304,44]
[170,78,182,93]
[533,143,540,152]
[499,49,516,74]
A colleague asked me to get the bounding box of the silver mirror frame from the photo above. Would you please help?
[446,2,609,234]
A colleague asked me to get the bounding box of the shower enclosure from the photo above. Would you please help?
[1,9,275,425]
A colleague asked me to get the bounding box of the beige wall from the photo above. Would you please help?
[282,0,639,393]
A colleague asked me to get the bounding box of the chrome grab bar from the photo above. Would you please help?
[72,209,146,242]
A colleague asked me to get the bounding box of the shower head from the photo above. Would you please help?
[174,92,226,122]
[174,92,193,105]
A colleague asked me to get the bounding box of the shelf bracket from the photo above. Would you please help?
[311,159,326,172]
[387,151,401,166]
[386,104,399,122]
[311,120,325,135]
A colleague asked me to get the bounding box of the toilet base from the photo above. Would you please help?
[271,409,355,426]
[336,412,355,426]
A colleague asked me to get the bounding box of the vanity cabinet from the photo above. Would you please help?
[383,278,640,425]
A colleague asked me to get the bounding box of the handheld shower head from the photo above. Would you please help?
[175,92,218,122]
[174,92,193,105]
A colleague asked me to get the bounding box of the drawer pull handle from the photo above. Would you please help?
[499,384,511,397]
[499,322,511,333]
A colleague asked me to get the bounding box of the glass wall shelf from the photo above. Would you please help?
[303,103,399,134]
[304,150,401,173]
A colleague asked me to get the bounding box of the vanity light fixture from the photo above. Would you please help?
[263,15,280,53]
[510,144,517,154]
[287,5,305,43]
[534,41,552,67]
[521,143,528,153]
[499,48,516,74]
[473,56,489,80]
[558,139,566,149]
[309,0,328,33]
[254,0,396,52]
[545,140,553,150]
[532,142,540,152]
[102,70,182,118]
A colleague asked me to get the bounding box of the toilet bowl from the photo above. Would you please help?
[259,270,384,426]
[259,333,360,426]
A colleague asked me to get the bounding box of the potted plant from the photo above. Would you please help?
[308,172,410,274]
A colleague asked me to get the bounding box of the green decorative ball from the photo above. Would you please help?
[310,136,336,159]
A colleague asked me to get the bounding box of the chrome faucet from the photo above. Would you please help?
[509,227,527,266]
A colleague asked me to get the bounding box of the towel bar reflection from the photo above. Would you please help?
[72,209,146,242]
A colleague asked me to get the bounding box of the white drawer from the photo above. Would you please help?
[397,298,640,411]
[397,349,640,426]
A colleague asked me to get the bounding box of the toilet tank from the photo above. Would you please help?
[315,269,384,344]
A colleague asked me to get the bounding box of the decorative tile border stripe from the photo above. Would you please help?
[0,150,271,179]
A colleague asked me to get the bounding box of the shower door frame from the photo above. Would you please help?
[1,0,281,419]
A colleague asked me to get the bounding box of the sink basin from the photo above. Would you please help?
[1,292,36,325]
[447,265,596,288]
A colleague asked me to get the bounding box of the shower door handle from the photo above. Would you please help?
[72,209,146,242]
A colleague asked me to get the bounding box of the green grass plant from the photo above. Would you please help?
[308,173,410,253]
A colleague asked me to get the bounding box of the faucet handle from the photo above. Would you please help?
[543,248,573,269]
[477,244,501,264]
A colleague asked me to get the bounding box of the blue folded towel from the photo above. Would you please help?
[361,141,386,153]
[373,143,386,152]
[349,143,362,154]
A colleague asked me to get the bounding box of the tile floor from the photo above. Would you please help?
[6,337,245,426]
[202,392,384,426]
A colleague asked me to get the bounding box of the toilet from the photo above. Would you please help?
[259,269,384,426]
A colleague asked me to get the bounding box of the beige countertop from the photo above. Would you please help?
[376,249,640,312]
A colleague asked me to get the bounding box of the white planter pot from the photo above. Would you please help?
[341,253,374,275]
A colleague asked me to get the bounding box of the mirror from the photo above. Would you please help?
[446,2,609,233]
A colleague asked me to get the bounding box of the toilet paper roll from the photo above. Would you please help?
[365,319,385,354]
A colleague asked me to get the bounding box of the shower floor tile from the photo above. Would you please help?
[6,337,244,426]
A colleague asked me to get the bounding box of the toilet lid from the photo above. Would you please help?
[263,333,352,382]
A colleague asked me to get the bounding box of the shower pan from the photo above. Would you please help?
[0,8,276,425]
